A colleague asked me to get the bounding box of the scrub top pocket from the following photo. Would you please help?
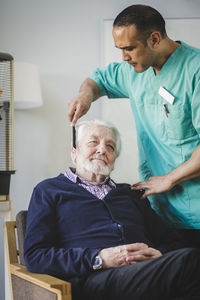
[164,104,197,140]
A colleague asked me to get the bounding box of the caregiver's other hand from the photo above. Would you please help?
[131,174,175,199]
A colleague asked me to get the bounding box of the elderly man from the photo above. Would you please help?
[24,120,200,300]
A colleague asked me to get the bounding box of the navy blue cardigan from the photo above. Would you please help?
[24,174,183,286]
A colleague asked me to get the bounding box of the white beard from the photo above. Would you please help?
[76,155,114,176]
[84,160,114,176]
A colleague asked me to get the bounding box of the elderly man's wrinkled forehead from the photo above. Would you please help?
[77,124,116,145]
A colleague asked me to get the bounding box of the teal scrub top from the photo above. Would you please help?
[90,42,200,229]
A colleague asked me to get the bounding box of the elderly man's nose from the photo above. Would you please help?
[96,144,106,153]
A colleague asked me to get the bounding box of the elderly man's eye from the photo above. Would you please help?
[88,140,97,145]
[107,144,115,151]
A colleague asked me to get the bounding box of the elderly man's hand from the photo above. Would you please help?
[98,243,162,269]
[131,174,175,199]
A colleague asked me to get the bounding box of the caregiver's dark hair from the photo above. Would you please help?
[113,4,167,44]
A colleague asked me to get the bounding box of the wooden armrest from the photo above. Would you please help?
[10,263,71,300]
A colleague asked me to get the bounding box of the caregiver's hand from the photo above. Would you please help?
[68,78,100,125]
[131,174,175,199]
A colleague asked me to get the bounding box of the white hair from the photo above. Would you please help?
[75,120,122,157]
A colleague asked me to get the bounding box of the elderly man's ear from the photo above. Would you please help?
[71,146,77,164]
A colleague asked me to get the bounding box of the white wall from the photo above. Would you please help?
[0,0,200,299]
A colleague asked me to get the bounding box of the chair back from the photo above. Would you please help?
[16,210,27,265]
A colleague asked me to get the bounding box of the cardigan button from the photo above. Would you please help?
[117,224,122,231]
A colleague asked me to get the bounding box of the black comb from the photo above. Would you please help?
[72,126,76,148]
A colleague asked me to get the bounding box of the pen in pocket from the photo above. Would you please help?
[164,104,168,118]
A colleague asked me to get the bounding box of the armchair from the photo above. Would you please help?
[4,210,72,300]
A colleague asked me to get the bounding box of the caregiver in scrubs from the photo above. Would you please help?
[68,4,200,229]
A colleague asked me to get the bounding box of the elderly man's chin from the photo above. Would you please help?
[84,161,114,176]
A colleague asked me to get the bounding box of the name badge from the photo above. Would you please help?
[158,86,175,104]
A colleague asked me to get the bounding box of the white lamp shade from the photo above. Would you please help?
[14,62,43,109]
